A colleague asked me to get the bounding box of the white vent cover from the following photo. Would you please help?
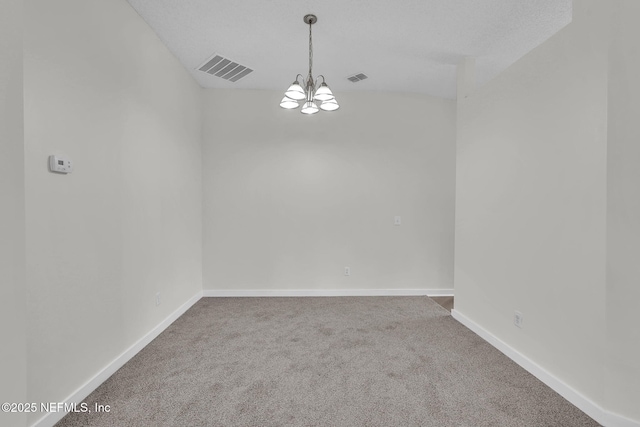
[347,72,368,83]
[197,54,253,82]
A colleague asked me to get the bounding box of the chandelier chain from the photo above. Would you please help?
[308,21,313,82]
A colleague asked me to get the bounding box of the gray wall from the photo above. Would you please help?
[0,0,27,426]
[455,0,640,423]
[23,0,203,423]
[202,89,456,293]
[606,0,640,420]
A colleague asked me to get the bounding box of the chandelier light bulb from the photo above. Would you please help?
[301,101,319,114]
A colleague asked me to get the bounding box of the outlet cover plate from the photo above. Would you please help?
[514,311,523,328]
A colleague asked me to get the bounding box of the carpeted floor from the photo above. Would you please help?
[56,296,600,426]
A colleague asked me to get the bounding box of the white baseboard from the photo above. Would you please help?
[203,288,454,297]
[32,291,203,427]
[451,309,640,427]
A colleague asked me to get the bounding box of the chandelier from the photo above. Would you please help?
[280,14,339,114]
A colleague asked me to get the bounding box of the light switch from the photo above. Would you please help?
[394,216,402,226]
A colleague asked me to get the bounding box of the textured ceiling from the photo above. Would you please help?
[126,0,572,99]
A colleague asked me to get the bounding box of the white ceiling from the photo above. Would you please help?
[126,0,572,99]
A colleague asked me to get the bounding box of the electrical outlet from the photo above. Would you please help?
[514,311,523,328]
[344,267,351,276]
[155,292,161,306]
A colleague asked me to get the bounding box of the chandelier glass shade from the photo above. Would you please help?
[280,14,339,114]
[284,82,306,101]
[279,96,300,109]
[319,98,339,111]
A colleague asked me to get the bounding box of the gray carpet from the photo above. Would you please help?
[56,297,600,426]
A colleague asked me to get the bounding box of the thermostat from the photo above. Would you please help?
[49,155,73,174]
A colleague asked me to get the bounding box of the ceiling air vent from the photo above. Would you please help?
[196,54,253,82]
[347,72,368,83]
